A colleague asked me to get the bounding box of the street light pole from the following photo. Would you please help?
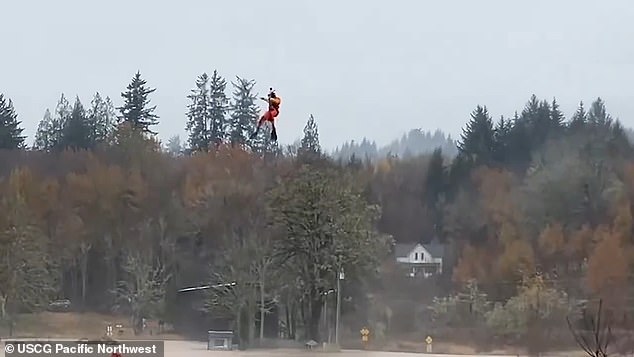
[335,268,344,346]
[323,297,327,334]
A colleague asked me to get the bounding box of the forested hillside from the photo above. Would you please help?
[2,69,634,352]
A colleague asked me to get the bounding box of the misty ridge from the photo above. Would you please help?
[332,129,458,163]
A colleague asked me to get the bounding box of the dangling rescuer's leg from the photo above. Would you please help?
[271,123,278,141]
[269,108,279,141]
[250,108,279,140]
[250,113,270,139]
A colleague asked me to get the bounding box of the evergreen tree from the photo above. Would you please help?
[186,73,212,151]
[492,115,512,164]
[521,95,541,122]
[425,148,445,202]
[537,99,555,137]
[550,98,565,129]
[587,97,612,126]
[424,148,446,236]
[506,111,532,171]
[34,109,55,150]
[0,94,26,149]
[298,114,321,162]
[457,105,495,166]
[186,71,228,152]
[61,96,92,150]
[34,94,70,151]
[86,92,117,146]
[117,71,159,134]
[165,135,183,156]
[208,70,229,146]
[263,139,283,160]
[345,153,364,170]
[447,153,471,197]
[228,77,258,147]
[520,95,552,148]
[569,101,587,132]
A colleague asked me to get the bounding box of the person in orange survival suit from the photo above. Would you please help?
[250,88,281,141]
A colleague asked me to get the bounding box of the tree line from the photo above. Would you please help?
[422,95,634,350]
[0,71,280,155]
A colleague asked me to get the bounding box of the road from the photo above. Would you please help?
[162,340,582,357]
[165,341,511,356]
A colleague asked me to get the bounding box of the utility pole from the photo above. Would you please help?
[324,296,327,334]
[335,267,344,346]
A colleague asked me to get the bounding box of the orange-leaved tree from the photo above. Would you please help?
[586,225,629,309]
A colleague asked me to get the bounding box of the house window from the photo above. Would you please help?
[414,252,418,260]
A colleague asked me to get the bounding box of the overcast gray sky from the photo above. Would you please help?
[3,0,634,150]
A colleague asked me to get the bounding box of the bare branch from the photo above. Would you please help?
[567,299,611,357]
[112,251,171,333]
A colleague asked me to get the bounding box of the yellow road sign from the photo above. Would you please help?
[425,336,432,345]
[360,327,370,342]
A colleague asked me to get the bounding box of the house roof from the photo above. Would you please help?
[394,243,418,257]
[424,243,445,258]
[394,242,445,258]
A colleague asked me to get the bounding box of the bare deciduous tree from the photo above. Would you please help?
[113,251,171,334]
[567,299,611,357]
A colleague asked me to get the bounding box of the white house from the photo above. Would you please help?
[394,242,445,278]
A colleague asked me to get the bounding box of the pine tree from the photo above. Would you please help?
[457,105,495,166]
[298,114,321,162]
[186,73,212,151]
[506,111,532,171]
[117,71,159,134]
[550,98,565,129]
[165,135,183,156]
[493,115,512,164]
[185,71,228,152]
[208,70,229,146]
[587,97,612,126]
[86,92,117,145]
[536,99,554,139]
[228,77,258,147]
[520,95,552,148]
[34,109,55,150]
[34,94,71,151]
[61,96,92,150]
[424,148,446,231]
[521,95,541,122]
[569,101,587,132]
[0,94,26,149]
[263,139,283,160]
